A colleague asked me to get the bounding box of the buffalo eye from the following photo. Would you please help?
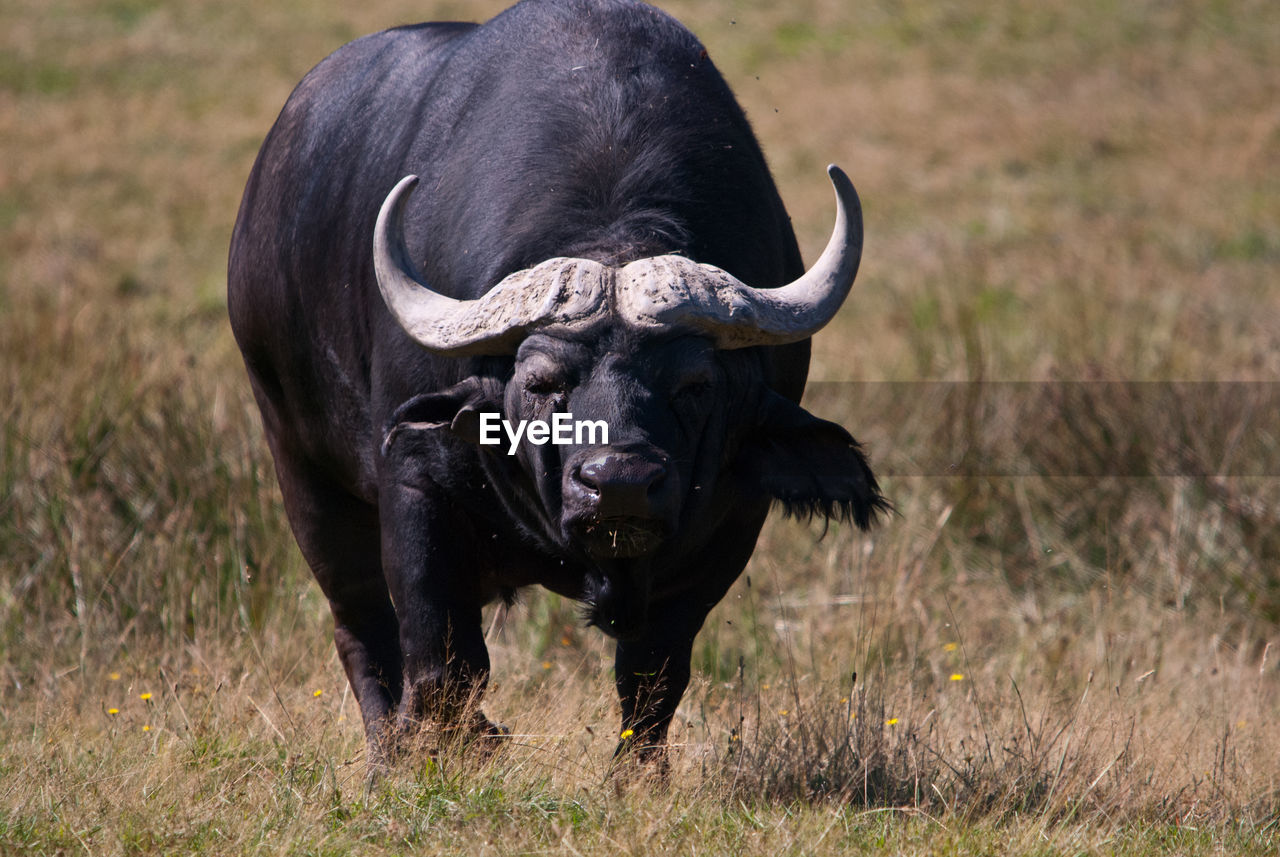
[525,375,566,396]
[670,371,713,404]
[523,374,569,411]
[668,371,714,435]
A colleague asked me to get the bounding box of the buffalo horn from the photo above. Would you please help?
[617,165,863,349]
[375,166,861,354]
[373,175,608,356]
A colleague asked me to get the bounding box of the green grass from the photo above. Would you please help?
[3,0,1279,853]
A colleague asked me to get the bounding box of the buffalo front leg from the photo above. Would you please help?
[612,596,711,766]
[378,479,502,749]
[612,509,767,766]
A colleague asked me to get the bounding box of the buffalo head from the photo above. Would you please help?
[377,167,886,639]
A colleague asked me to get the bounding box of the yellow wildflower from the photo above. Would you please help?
[950,674,965,681]
[886,718,899,726]
[313,689,323,697]
[139,692,152,701]
[620,729,634,739]
[107,708,119,715]
[943,643,958,652]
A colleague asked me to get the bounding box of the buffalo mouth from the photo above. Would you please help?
[567,516,667,559]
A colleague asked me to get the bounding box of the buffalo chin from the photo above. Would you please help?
[567,516,667,560]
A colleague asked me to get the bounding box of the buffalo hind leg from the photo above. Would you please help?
[266,441,403,759]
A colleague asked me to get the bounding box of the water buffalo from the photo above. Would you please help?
[228,0,886,763]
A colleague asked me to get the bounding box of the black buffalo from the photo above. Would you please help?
[228,0,886,763]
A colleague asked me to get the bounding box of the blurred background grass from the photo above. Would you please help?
[2,0,1278,853]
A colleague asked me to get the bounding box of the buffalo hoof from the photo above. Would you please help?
[461,711,511,758]
[367,708,510,769]
[425,709,511,759]
[609,736,671,786]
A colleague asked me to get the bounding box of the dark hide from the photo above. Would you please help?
[228,0,885,764]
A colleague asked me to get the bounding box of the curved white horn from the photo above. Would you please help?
[373,175,609,355]
[618,165,863,349]
[764,164,863,331]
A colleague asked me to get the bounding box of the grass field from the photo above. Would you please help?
[2,0,1278,853]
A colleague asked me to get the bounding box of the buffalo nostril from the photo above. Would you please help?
[573,463,600,494]
[575,454,669,517]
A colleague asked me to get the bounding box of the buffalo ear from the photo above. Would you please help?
[381,377,501,455]
[739,392,890,530]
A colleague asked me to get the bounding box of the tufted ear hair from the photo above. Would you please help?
[381,377,503,456]
[738,391,890,530]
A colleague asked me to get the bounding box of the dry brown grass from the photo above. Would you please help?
[3,0,1279,853]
